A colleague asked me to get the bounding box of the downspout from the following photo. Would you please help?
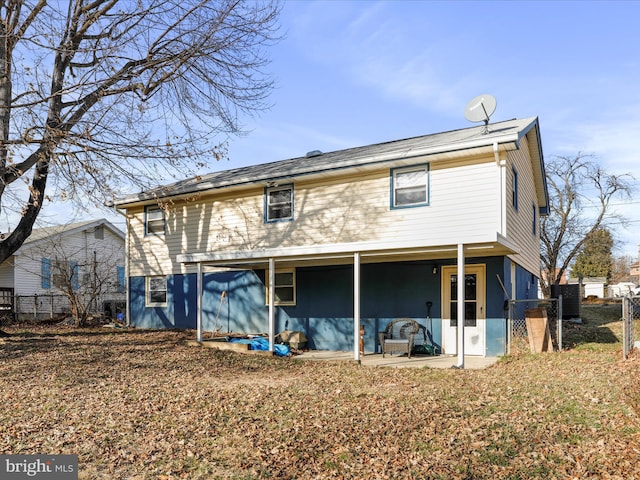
[113,206,130,327]
[494,142,507,236]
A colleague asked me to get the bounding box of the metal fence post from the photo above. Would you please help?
[622,295,629,359]
[507,300,513,355]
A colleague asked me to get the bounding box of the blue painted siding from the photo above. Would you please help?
[130,275,197,329]
[128,256,539,356]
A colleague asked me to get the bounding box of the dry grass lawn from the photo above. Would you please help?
[1,304,640,479]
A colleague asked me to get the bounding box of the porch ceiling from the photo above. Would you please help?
[178,237,518,270]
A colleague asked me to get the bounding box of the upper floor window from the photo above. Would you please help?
[145,205,165,235]
[512,167,519,211]
[391,165,429,208]
[265,185,294,222]
[532,203,537,235]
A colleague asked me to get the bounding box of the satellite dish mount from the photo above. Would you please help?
[464,94,497,134]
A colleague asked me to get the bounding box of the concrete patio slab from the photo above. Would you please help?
[294,351,499,369]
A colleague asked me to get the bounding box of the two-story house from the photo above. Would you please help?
[113,116,548,360]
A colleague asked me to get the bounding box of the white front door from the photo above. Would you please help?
[441,265,486,356]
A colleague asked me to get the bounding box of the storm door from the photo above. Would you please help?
[441,264,486,356]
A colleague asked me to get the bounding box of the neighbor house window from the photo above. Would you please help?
[146,275,167,306]
[116,266,125,293]
[532,204,537,235]
[391,165,429,208]
[265,185,294,222]
[512,167,519,211]
[266,269,296,306]
[145,205,165,235]
[52,260,78,290]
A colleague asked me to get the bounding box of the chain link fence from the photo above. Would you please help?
[622,294,640,359]
[508,297,562,355]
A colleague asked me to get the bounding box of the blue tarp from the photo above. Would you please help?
[228,337,290,357]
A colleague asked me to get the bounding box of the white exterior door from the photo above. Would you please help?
[441,264,486,356]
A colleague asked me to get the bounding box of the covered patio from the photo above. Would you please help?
[180,239,517,368]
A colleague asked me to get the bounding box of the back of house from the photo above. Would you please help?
[114,116,548,357]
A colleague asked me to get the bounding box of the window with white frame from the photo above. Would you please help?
[145,205,165,235]
[266,269,296,306]
[391,165,429,208]
[146,275,167,306]
[265,185,293,222]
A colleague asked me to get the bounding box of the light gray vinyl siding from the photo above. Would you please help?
[0,260,15,289]
[12,225,125,296]
[505,134,541,275]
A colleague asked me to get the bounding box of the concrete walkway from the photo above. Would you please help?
[294,350,499,369]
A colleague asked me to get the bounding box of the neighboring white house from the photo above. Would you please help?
[0,219,125,320]
[568,277,606,298]
[608,282,637,298]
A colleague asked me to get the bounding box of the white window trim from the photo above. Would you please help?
[265,185,294,222]
[145,205,165,236]
[146,275,168,306]
[265,268,296,306]
[391,165,429,208]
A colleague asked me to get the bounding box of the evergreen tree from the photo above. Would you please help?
[570,228,613,280]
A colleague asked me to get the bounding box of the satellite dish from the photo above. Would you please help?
[464,94,497,132]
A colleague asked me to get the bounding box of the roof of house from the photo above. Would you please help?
[568,277,607,284]
[18,218,124,250]
[113,116,548,210]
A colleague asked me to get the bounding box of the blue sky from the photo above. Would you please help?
[218,0,640,258]
[38,0,637,259]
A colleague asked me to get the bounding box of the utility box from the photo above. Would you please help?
[551,284,581,319]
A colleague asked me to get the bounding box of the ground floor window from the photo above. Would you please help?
[146,275,167,306]
[266,268,296,306]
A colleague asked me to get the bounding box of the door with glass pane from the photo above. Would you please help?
[441,265,486,355]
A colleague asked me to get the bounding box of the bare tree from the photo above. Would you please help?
[0,0,281,263]
[540,154,633,297]
[47,243,124,327]
[610,254,635,284]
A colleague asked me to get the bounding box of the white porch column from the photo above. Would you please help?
[196,262,203,342]
[268,257,275,352]
[456,244,465,368]
[353,252,361,362]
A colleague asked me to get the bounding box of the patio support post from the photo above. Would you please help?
[268,257,275,352]
[353,252,361,362]
[196,262,203,342]
[456,243,465,368]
